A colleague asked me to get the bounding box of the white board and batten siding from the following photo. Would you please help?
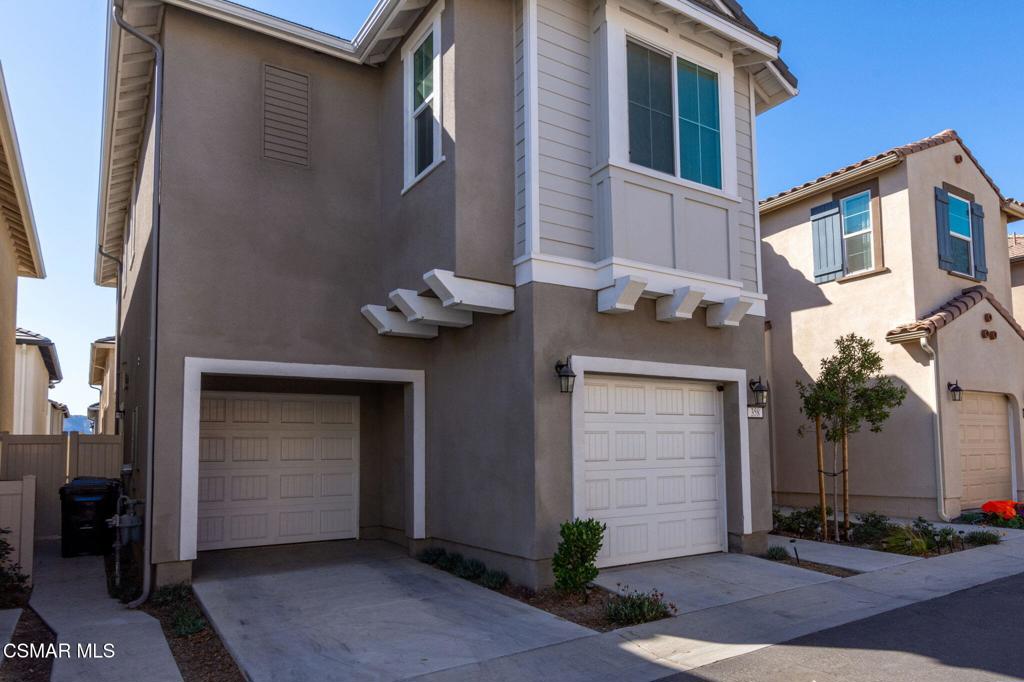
[581,375,727,567]
[197,392,359,551]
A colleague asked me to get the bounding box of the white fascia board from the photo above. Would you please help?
[389,288,473,328]
[515,254,766,316]
[94,10,122,286]
[423,269,515,314]
[652,0,778,59]
[0,63,45,279]
[361,304,438,338]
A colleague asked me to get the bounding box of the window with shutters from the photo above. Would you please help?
[626,40,724,190]
[947,192,973,276]
[262,64,310,167]
[839,191,873,274]
[402,0,444,192]
[810,181,884,284]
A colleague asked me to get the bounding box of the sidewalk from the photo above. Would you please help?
[766,534,921,572]
[413,536,1024,681]
[0,608,19,651]
[29,540,181,682]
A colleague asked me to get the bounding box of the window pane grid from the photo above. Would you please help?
[676,58,721,189]
[409,29,437,179]
[840,191,873,274]
[947,194,973,274]
[627,42,673,175]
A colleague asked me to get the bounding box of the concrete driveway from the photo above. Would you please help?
[192,541,591,681]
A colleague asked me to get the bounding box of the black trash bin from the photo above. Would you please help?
[59,477,121,558]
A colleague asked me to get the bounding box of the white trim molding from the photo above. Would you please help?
[515,253,766,317]
[569,355,754,536]
[180,357,426,560]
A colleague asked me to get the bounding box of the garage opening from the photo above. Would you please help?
[958,391,1012,509]
[195,375,409,552]
[581,374,727,568]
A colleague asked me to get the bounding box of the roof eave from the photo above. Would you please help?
[760,154,902,215]
[0,62,46,279]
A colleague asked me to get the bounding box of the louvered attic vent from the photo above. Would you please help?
[263,64,310,166]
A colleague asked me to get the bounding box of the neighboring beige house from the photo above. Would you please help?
[0,63,46,432]
[89,335,117,434]
[1009,234,1024,322]
[47,400,69,435]
[96,0,797,590]
[761,130,1024,520]
[14,328,62,435]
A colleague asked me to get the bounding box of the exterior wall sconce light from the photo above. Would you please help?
[555,358,576,394]
[749,377,769,407]
[947,380,963,402]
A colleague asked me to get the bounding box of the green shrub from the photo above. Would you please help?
[935,526,957,551]
[0,528,28,608]
[171,605,207,637]
[851,512,894,545]
[417,547,447,565]
[773,507,830,537]
[552,518,605,595]
[883,526,930,556]
[764,545,790,561]
[605,585,677,626]
[150,583,192,608]
[437,552,463,573]
[965,530,1001,546]
[456,558,487,581]
[480,569,509,590]
[987,515,1024,529]
[956,512,985,524]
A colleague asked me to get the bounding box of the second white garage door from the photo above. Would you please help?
[959,391,1012,509]
[197,392,359,551]
[581,375,727,568]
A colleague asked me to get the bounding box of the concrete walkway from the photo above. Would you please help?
[29,540,181,682]
[416,536,1024,681]
[767,534,921,572]
[0,608,20,652]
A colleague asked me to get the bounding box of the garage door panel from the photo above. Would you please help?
[198,392,360,551]
[958,392,1011,509]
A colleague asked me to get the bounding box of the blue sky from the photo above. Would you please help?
[0,0,1021,414]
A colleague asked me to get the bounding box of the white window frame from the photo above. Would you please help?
[608,9,738,199]
[948,192,973,276]
[840,190,873,276]
[402,0,445,193]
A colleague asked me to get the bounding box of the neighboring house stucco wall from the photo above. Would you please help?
[13,344,50,435]
[763,143,1024,519]
[0,231,17,432]
[1011,259,1024,322]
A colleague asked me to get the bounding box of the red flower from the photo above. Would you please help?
[982,500,1018,520]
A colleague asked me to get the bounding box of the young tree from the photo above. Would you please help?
[797,334,907,540]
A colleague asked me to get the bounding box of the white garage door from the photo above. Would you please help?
[581,375,727,568]
[959,391,1012,509]
[197,392,359,551]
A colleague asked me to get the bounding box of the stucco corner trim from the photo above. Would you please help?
[568,356,753,536]
[179,357,426,561]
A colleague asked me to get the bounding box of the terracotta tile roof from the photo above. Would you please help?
[885,286,1024,343]
[761,129,1010,211]
[1008,234,1024,261]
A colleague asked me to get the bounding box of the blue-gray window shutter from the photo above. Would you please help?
[971,201,987,280]
[935,187,953,271]
[811,201,842,283]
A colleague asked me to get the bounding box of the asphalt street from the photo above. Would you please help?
[663,573,1024,682]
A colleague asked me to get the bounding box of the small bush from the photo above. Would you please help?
[965,530,1001,546]
[552,518,605,595]
[764,545,790,561]
[480,569,509,590]
[851,512,894,545]
[171,605,207,637]
[456,558,487,581]
[773,506,830,538]
[437,552,464,573]
[417,547,447,565]
[150,583,192,608]
[0,528,29,608]
[883,526,930,556]
[605,585,677,626]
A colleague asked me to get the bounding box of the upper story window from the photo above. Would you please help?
[935,184,987,281]
[626,40,723,190]
[840,190,873,274]
[947,193,973,275]
[402,1,444,191]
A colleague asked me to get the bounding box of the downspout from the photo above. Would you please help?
[112,0,163,609]
[919,336,952,521]
[98,247,122,436]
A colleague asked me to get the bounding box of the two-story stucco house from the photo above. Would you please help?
[89,335,117,434]
[1009,234,1024,322]
[0,64,46,433]
[761,130,1024,521]
[95,0,796,593]
[13,328,62,435]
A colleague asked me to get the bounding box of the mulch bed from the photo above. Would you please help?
[499,584,625,632]
[0,607,55,682]
[142,589,244,682]
[774,529,975,559]
[774,557,858,578]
